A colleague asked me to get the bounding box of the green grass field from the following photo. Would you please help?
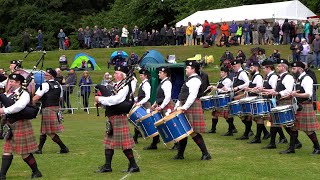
[1,45,320,179]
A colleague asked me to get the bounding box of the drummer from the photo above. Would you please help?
[244,61,270,144]
[223,59,252,140]
[279,62,320,154]
[207,67,237,136]
[133,68,151,144]
[147,66,175,150]
[174,60,211,160]
[260,59,301,149]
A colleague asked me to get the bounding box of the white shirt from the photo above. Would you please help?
[159,77,172,109]
[297,72,313,98]
[0,79,7,88]
[121,27,129,38]
[266,71,278,89]
[175,73,202,110]
[131,76,138,95]
[99,82,129,106]
[35,79,63,98]
[278,71,294,97]
[251,72,263,88]
[227,68,249,91]
[217,76,232,93]
[4,88,30,114]
[196,26,203,36]
[138,79,151,105]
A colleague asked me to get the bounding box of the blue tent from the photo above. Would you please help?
[139,50,165,68]
[70,53,101,70]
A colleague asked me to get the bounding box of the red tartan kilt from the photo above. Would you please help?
[184,99,205,133]
[3,120,38,155]
[295,103,320,131]
[160,100,175,116]
[212,108,230,119]
[41,106,64,134]
[104,115,135,150]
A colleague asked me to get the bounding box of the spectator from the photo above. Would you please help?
[79,71,92,112]
[63,68,77,113]
[84,26,91,48]
[229,20,238,38]
[192,25,197,45]
[272,22,281,45]
[251,19,258,45]
[177,26,184,45]
[55,68,65,108]
[266,23,273,45]
[57,29,66,50]
[22,31,31,52]
[216,33,228,47]
[246,51,259,70]
[269,49,281,62]
[312,34,320,69]
[220,49,234,66]
[289,21,296,43]
[64,37,70,50]
[101,72,113,86]
[5,42,11,53]
[300,38,310,63]
[257,50,266,64]
[242,19,251,45]
[290,37,303,62]
[196,23,203,45]
[236,24,243,45]
[282,19,291,44]
[166,27,175,45]
[312,23,319,42]
[93,25,102,48]
[209,22,217,45]
[81,60,87,69]
[160,24,168,45]
[37,30,43,51]
[121,25,129,47]
[132,25,140,46]
[0,37,2,48]
[304,20,310,44]
[258,21,266,45]
[220,22,229,38]
[236,50,246,64]
[295,20,304,41]
[185,22,193,46]
[78,28,85,49]
[202,20,210,43]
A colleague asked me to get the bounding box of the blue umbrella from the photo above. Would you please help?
[111,50,128,59]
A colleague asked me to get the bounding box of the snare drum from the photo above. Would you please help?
[251,99,272,117]
[154,110,193,145]
[239,96,257,115]
[228,100,242,116]
[270,105,295,127]
[212,94,231,109]
[200,96,214,110]
[136,111,162,139]
[127,106,147,126]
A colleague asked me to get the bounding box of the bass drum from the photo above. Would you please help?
[5,69,35,96]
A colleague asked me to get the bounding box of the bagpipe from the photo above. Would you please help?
[0,51,46,123]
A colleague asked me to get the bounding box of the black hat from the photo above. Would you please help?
[261,60,274,66]
[231,59,242,65]
[158,66,171,75]
[46,68,57,78]
[9,73,24,83]
[220,67,229,73]
[185,60,200,70]
[114,65,129,74]
[249,61,260,67]
[291,61,305,69]
[277,59,289,66]
[139,68,150,75]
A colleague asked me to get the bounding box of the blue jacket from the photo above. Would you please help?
[229,23,238,33]
[242,23,251,33]
[79,76,92,93]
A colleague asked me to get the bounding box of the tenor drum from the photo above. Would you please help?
[228,100,242,116]
[251,99,272,117]
[154,110,193,145]
[239,96,257,115]
[33,70,45,91]
[270,105,295,127]
[212,94,231,109]
[127,106,147,126]
[200,95,214,110]
[136,111,162,139]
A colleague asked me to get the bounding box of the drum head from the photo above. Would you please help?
[200,95,212,100]
[128,105,142,116]
[271,105,292,112]
[228,100,240,105]
[239,96,257,103]
[251,99,269,103]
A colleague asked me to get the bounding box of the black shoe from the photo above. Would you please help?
[295,142,302,149]
[207,129,216,133]
[279,148,295,154]
[222,131,233,136]
[31,170,42,178]
[35,150,42,154]
[248,137,261,144]
[170,144,178,150]
[262,133,271,140]
[59,147,69,154]
[248,131,254,137]
[312,149,320,155]
[0,135,4,140]
[173,154,184,160]
[262,144,277,149]
[236,135,249,140]
[143,145,157,150]
[201,153,212,160]
[95,164,112,173]
[122,164,140,173]
[278,138,288,144]
[232,129,238,133]
[0,174,6,180]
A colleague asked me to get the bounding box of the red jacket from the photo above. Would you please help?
[210,24,217,35]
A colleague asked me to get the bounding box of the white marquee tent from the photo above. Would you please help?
[176,0,316,26]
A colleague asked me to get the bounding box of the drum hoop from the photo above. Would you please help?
[136,113,152,122]
[144,132,159,139]
[271,108,293,113]
[200,95,213,100]
[251,99,270,103]
[160,110,183,122]
[228,100,240,105]
[128,105,144,116]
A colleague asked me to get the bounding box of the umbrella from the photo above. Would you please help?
[111,50,128,59]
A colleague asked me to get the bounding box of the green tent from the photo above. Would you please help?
[70,53,101,70]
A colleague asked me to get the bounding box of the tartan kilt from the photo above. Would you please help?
[41,106,64,134]
[104,115,135,150]
[295,103,320,131]
[212,108,231,120]
[184,99,205,133]
[3,120,38,155]
[270,98,292,127]
[160,100,175,116]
